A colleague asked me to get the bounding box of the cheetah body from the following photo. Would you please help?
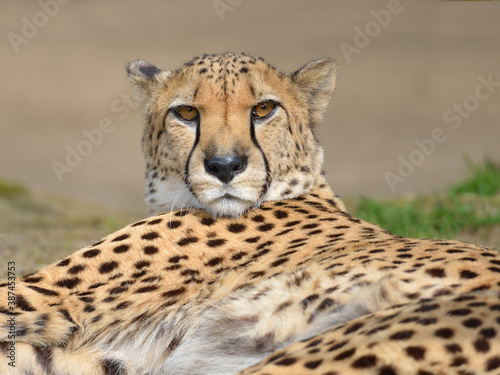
[1,53,499,375]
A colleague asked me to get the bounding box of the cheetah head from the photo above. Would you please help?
[127,53,336,217]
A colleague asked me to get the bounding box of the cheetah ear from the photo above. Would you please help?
[126,60,172,107]
[291,58,336,127]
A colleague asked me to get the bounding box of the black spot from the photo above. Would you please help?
[447,308,472,316]
[55,277,81,289]
[112,234,130,242]
[23,276,43,283]
[273,210,289,219]
[316,298,335,312]
[490,304,500,312]
[474,337,490,353]
[178,237,199,246]
[379,366,397,375]
[257,223,275,232]
[414,303,440,313]
[240,66,249,73]
[301,294,319,309]
[463,318,482,328]
[16,295,36,312]
[135,260,151,269]
[99,261,119,274]
[142,232,160,240]
[163,287,186,298]
[228,223,246,233]
[232,252,247,261]
[486,356,500,371]
[274,357,297,366]
[345,322,364,334]
[113,244,130,253]
[305,338,323,348]
[135,285,159,293]
[27,285,59,296]
[389,330,414,340]
[207,239,227,247]
[245,236,260,243]
[115,301,130,310]
[109,286,128,295]
[480,327,496,338]
[89,282,106,289]
[434,328,454,339]
[82,249,101,258]
[56,258,71,267]
[84,305,96,313]
[426,267,446,278]
[168,220,182,229]
[406,346,425,360]
[445,344,462,353]
[418,317,437,325]
[366,324,390,335]
[252,214,265,222]
[144,245,159,254]
[304,359,322,369]
[206,257,224,267]
[168,255,188,263]
[270,258,289,267]
[148,218,163,225]
[130,220,147,227]
[201,217,216,226]
[328,340,348,352]
[68,264,86,274]
[460,270,479,279]
[334,348,356,360]
[450,356,467,366]
[352,355,377,368]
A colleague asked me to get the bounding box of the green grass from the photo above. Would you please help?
[450,160,500,196]
[354,161,500,240]
[0,177,27,198]
[0,176,140,273]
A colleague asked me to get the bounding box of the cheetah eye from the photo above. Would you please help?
[174,106,199,121]
[252,101,276,119]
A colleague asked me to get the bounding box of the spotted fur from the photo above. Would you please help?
[1,53,499,375]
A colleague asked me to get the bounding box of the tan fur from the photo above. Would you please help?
[1,53,499,375]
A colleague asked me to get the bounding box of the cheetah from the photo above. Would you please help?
[1,52,499,375]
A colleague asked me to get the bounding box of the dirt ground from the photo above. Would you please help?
[1,0,499,216]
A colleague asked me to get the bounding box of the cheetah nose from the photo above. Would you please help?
[204,155,247,184]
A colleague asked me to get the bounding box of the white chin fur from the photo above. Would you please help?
[147,176,202,214]
[147,176,257,217]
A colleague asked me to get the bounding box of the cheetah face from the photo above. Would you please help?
[127,53,336,217]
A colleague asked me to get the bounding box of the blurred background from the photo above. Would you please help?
[1,0,499,213]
